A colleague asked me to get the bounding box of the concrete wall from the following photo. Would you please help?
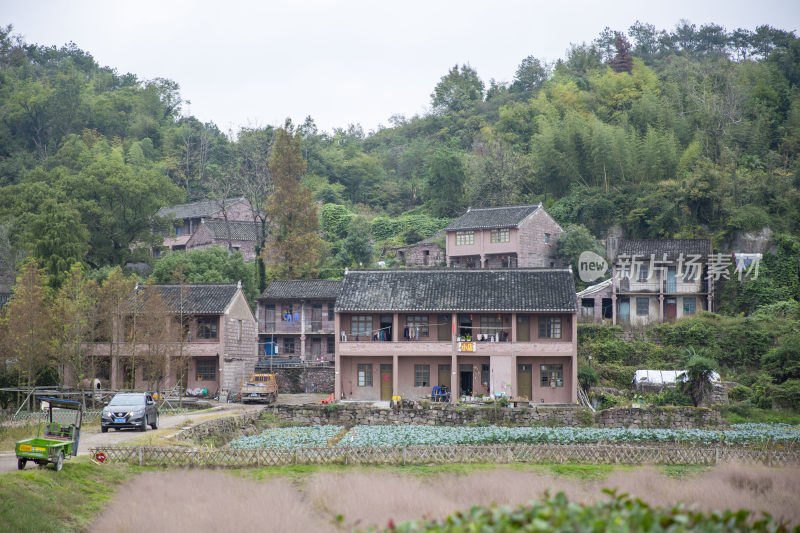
[220,290,259,394]
[395,242,445,267]
[517,355,573,403]
[517,208,563,267]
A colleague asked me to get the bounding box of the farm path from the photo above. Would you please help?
[0,401,267,473]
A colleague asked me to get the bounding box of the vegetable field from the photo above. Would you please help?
[229,423,799,449]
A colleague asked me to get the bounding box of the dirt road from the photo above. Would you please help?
[0,401,265,473]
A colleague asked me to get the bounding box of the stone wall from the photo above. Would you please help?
[261,403,724,429]
[272,367,334,394]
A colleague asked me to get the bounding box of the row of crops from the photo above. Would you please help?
[228,423,800,449]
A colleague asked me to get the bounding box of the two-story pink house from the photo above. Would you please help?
[334,269,578,404]
[608,239,714,327]
[257,280,341,362]
[184,219,260,261]
[85,283,257,396]
[156,197,256,255]
[444,204,563,269]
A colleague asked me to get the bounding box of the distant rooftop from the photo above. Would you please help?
[616,239,712,261]
[132,283,241,314]
[444,204,542,232]
[157,197,248,220]
[336,269,577,312]
[201,219,259,241]
[260,280,342,300]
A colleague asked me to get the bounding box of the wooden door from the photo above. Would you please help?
[516,316,530,341]
[665,297,677,321]
[619,298,630,324]
[666,266,677,292]
[438,364,451,389]
[380,364,393,400]
[438,314,451,341]
[517,364,532,400]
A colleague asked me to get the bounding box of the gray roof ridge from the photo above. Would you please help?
[347,267,571,273]
[465,203,541,211]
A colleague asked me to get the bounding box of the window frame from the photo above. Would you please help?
[414,364,430,387]
[636,297,649,316]
[490,228,510,244]
[195,359,216,381]
[196,316,218,340]
[406,315,429,337]
[284,337,295,354]
[637,264,650,282]
[357,364,373,387]
[540,364,563,388]
[328,304,335,321]
[537,317,562,339]
[351,315,372,338]
[683,297,697,315]
[455,231,474,246]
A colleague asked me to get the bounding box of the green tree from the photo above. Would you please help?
[52,263,97,393]
[320,203,353,241]
[426,149,466,218]
[679,353,718,407]
[430,64,484,113]
[556,224,605,270]
[511,56,548,93]
[339,216,374,267]
[151,247,257,302]
[263,124,324,280]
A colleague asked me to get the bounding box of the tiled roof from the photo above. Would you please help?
[201,220,259,241]
[576,278,612,298]
[132,284,240,314]
[336,269,577,312]
[0,292,11,309]
[157,197,247,220]
[616,239,712,260]
[260,280,342,301]
[444,204,541,231]
[392,230,444,251]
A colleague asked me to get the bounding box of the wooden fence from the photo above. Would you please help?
[90,443,800,468]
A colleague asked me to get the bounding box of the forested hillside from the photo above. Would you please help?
[1,21,799,309]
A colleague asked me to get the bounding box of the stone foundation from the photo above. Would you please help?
[270,367,334,394]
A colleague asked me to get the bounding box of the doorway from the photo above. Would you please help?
[459,364,473,396]
[517,364,532,400]
[666,266,677,292]
[311,305,322,332]
[379,315,393,341]
[458,315,472,339]
[380,364,393,400]
[516,315,530,341]
[619,297,630,324]
[665,297,677,321]
[438,364,451,389]
[601,298,613,319]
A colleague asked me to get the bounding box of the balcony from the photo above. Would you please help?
[337,339,573,357]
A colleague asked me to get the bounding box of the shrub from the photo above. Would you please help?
[577,366,598,391]
[771,379,800,410]
[727,384,753,403]
[650,388,692,407]
[595,363,637,390]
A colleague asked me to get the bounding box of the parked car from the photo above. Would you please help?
[101,393,158,432]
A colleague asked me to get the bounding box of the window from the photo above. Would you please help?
[455,231,474,245]
[351,315,372,338]
[682,266,698,282]
[406,315,429,337]
[196,359,216,381]
[281,304,293,321]
[176,226,182,236]
[284,338,295,354]
[357,364,373,387]
[683,297,696,315]
[328,304,335,321]
[326,337,335,354]
[581,298,595,317]
[490,228,510,243]
[414,364,430,387]
[538,317,561,339]
[311,338,321,356]
[197,317,218,339]
[636,297,649,316]
[237,320,242,341]
[637,264,649,282]
[540,364,563,387]
[544,233,550,244]
[481,364,489,387]
[480,315,503,338]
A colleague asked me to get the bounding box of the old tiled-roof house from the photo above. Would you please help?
[444,204,562,269]
[608,238,714,327]
[257,280,341,362]
[184,220,260,261]
[392,231,445,268]
[156,197,255,255]
[335,269,578,404]
[86,283,257,396]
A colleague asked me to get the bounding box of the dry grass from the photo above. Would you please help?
[89,463,800,532]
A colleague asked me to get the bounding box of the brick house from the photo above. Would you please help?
[444,204,563,269]
[257,280,341,362]
[156,197,256,254]
[335,268,578,404]
[392,231,445,268]
[576,279,613,323]
[184,219,260,261]
[85,283,257,396]
[608,239,714,327]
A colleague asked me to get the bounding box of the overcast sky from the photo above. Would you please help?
[4,1,800,135]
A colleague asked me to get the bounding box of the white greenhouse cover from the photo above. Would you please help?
[633,369,721,386]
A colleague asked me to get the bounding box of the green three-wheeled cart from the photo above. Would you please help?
[15,396,82,471]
